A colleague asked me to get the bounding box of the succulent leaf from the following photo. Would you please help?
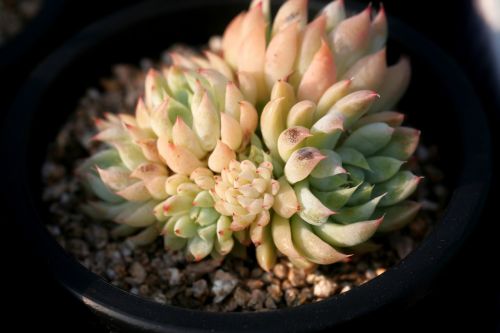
[290,215,349,265]
[376,126,420,160]
[333,194,385,224]
[365,156,405,183]
[373,171,421,207]
[294,180,335,225]
[313,217,383,247]
[341,122,394,156]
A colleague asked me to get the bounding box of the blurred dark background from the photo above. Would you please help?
[1,0,498,332]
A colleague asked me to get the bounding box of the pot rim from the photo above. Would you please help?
[3,0,492,332]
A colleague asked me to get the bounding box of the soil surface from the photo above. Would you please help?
[42,61,448,312]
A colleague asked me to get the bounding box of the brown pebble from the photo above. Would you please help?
[235,265,250,278]
[267,284,282,303]
[84,225,108,250]
[246,279,264,289]
[261,272,273,284]
[365,269,376,280]
[204,303,220,312]
[306,274,317,285]
[192,279,208,299]
[222,297,238,312]
[340,285,352,294]
[212,270,238,303]
[152,291,167,304]
[272,263,288,280]
[298,288,313,304]
[41,162,65,182]
[281,280,292,290]
[247,289,266,310]
[67,239,89,258]
[251,267,263,278]
[233,287,250,307]
[185,259,222,277]
[265,296,277,309]
[139,284,150,296]
[288,268,306,287]
[129,262,147,284]
[313,278,337,298]
[375,268,386,276]
[167,268,183,286]
[284,288,299,307]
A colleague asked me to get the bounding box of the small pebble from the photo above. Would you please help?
[313,278,337,298]
[233,287,250,307]
[223,297,238,312]
[185,259,222,277]
[284,288,299,307]
[251,268,263,278]
[340,285,352,294]
[298,288,312,304]
[67,239,89,257]
[152,291,167,304]
[416,146,429,161]
[47,224,61,237]
[192,279,208,299]
[365,269,376,280]
[129,262,147,284]
[272,263,288,280]
[235,265,250,278]
[84,225,108,250]
[212,270,238,303]
[261,272,273,284]
[167,268,182,286]
[246,279,264,289]
[288,268,306,287]
[264,296,277,309]
[306,274,317,285]
[267,284,282,303]
[281,280,292,290]
[139,284,150,296]
[247,289,266,310]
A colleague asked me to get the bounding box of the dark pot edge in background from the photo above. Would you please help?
[0,0,65,68]
[2,0,492,332]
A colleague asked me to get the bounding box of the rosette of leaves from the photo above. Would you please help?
[79,63,259,261]
[213,0,423,268]
[77,0,423,271]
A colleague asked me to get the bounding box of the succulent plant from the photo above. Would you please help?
[262,78,422,268]
[79,64,260,261]
[79,0,422,271]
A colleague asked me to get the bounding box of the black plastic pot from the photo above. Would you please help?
[2,0,492,332]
